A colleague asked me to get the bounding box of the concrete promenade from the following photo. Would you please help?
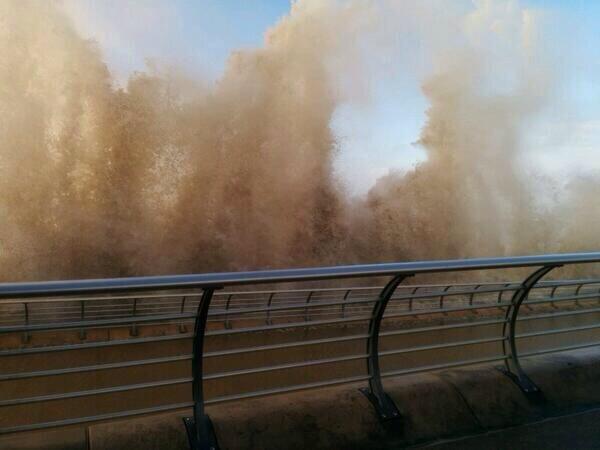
[425,408,600,449]
[5,347,591,450]
[2,347,599,449]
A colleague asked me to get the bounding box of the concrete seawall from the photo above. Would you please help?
[83,348,600,450]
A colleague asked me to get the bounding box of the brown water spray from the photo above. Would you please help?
[0,1,595,281]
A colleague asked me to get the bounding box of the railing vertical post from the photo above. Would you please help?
[341,289,351,318]
[550,285,559,309]
[265,293,275,325]
[409,287,419,312]
[497,283,510,311]
[439,285,451,310]
[224,294,233,329]
[361,273,412,422]
[500,265,560,399]
[469,285,481,306]
[184,286,220,450]
[574,284,583,306]
[497,285,505,303]
[79,300,86,340]
[180,296,187,333]
[130,298,138,336]
[22,302,30,344]
[304,291,313,322]
[469,284,481,315]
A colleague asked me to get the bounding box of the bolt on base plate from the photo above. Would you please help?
[183,415,219,450]
[496,366,546,405]
[359,387,403,424]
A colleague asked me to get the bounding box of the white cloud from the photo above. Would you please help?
[61,0,183,83]
[525,119,600,176]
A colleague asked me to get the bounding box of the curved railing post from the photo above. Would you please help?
[224,294,233,329]
[179,296,187,333]
[497,283,509,311]
[361,273,412,422]
[22,302,30,344]
[468,285,481,314]
[265,292,275,325]
[500,265,561,398]
[549,285,559,309]
[439,285,451,309]
[130,298,138,336]
[574,283,583,306]
[341,289,351,318]
[408,286,419,312]
[184,286,221,450]
[79,300,86,340]
[304,291,314,322]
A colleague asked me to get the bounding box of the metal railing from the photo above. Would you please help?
[1,253,600,449]
[4,279,600,329]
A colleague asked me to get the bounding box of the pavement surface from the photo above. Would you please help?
[420,407,600,450]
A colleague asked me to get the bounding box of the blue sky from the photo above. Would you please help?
[63,0,600,196]
[64,0,291,81]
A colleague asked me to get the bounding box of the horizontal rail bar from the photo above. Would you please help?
[2,342,597,436]
[0,333,195,357]
[521,341,600,358]
[205,333,370,358]
[2,253,600,298]
[0,334,373,380]
[517,323,600,340]
[2,291,595,340]
[1,281,596,329]
[526,292,600,307]
[382,301,511,320]
[0,354,193,381]
[0,377,193,407]
[379,318,507,337]
[2,278,594,306]
[0,353,513,408]
[0,375,373,433]
[204,353,368,380]
[8,285,596,330]
[517,306,600,323]
[391,285,517,302]
[0,313,197,334]
[204,374,371,405]
[0,296,514,333]
[206,296,378,318]
[381,355,508,378]
[378,336,506,357]
[0,402,195,434]
[205,315,372,336]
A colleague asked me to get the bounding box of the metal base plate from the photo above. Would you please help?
[496,366,545,404]
[183,415,219,450]
[359,387,403,424]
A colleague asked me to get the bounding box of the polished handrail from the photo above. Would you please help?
[2,252,600,298]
